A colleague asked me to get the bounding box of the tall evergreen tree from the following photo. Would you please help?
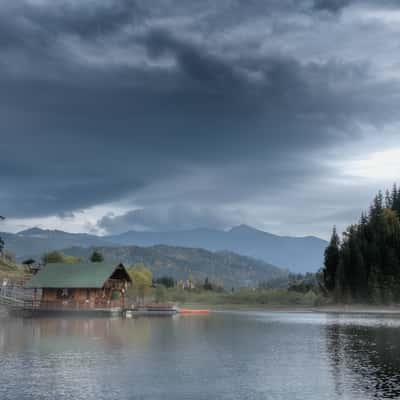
[326,184,400,303]
[323,226,340,292]
[390,183,400,214]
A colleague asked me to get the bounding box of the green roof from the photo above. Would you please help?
[25,262,131,289]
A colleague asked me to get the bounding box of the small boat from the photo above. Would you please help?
[124,304,178,317]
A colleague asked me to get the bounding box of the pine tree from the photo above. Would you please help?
[385,189,392,209]
[390,183,400,214]
[327,184,400,303]
[323,226,340,292]
[203,277,213,290]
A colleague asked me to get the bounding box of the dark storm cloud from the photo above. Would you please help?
[1,0,400,235]
[0,0,142,45]
[310,0,400,12]
[311,0,352,12]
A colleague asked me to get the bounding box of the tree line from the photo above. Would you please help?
[323,184,400,303]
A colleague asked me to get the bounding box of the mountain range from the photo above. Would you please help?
[1,225,327,273]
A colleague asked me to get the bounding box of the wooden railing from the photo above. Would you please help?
[0,285,38,301]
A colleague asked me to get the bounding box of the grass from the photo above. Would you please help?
[160,287,323,308]
[0,257,26,280]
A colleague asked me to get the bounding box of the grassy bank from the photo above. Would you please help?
[0,258,25,280]
[159,289,400,313]
[160,287,323,308]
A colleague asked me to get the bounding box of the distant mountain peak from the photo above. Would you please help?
[17,227,92,237]
[18,227,47,236]
[229,224,260,234]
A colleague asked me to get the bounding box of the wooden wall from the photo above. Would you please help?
[41,287,125,309]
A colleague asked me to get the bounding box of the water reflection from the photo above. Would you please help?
[2,312,400,400]
[326,316,400,399]
[0,316,154,352]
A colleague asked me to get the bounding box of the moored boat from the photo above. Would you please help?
[124,304,178,317]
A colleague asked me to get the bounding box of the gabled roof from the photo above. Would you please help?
[25,262,131,289]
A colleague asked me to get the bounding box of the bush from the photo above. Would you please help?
[42,251,65,264]
[154,285,167,303]
[90,250,104,263]
[154,276,175,288]
[42,251,82,264]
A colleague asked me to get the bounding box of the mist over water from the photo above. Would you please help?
[1,311,400,400]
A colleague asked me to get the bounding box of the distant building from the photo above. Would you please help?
[24,262,132,312]
[178,279,196,290]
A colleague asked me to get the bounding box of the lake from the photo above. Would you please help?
[1,311,400,400]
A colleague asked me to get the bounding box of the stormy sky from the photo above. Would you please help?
[1,0,400,238]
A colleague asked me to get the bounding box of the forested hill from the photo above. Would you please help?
[322,185,400,303]
[107,225,326,273]
[60,245,288,288]
[1,225,327,274]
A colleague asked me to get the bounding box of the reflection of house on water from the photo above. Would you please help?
[325,319,400,399]
[0,315,155,353]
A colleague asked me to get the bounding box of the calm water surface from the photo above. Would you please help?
[1,311,400,400]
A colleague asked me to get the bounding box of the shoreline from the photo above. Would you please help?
[180,303,400,315]
[311,305,400,315]
[4,302,400,317]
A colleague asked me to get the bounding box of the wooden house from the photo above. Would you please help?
[24,262,132,313]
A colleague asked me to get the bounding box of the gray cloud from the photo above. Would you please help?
[312,0,353,12]
[1,0,400,237]
[98,205,237,234]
